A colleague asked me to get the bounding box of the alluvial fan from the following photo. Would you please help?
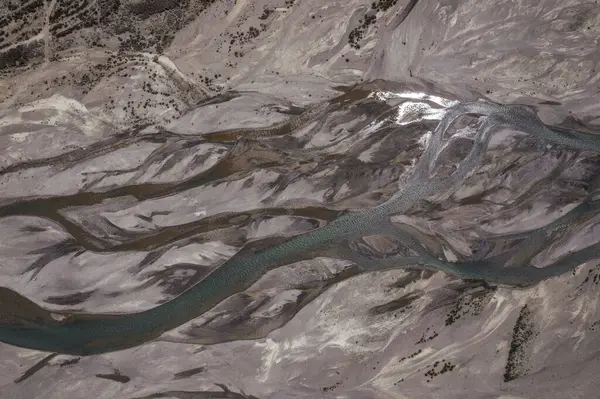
[2,0,600,398]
